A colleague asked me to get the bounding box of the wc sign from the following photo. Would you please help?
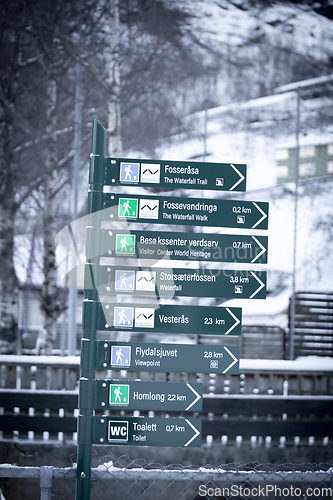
[108,420,129,442]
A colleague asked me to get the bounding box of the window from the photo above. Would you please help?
[300,146,315,158]
[277,165,289,177]
[327,161,333,174]
[300,163,316,176]
[276,149,288,160]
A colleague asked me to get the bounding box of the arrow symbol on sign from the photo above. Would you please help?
[224,308,241,335]
[222,347,239,374]
[251,202,268,229]
[229,164,245,191]
[184,419,201,447]
[185,383,202,411]
[249,272,265,298]
[251,237,267,263]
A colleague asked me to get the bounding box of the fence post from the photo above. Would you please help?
[40,466,53,500]
[76,118,106,500]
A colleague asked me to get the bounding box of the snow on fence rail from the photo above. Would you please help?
[1,354,333,394]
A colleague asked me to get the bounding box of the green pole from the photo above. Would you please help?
[76,118,106,500]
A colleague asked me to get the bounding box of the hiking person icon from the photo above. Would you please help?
[119,273,128,288]
[120,236,128,252]
[114,386,123,403]
[124,164,133,180]
[118,309,126,325]
[110,346,131,367]
[122,200,131,216]
[116,347,124,364]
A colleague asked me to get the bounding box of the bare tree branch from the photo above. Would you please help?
[0,85,33,135]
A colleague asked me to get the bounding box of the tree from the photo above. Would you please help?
[108,0,123,156]
[0,0,44,353]
[23,0,104,353]
[0,0,231,353]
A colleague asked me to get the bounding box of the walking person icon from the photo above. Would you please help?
[116,234,136,255]
[118,309,126,325]
[119,273,128,288]
[120,237,128,252]
[114,306,134,328]
[115,270,135,291]
[120,162,139,183]
[122,200,130,216]
[109,383,130,404]
[111,345,131,367]
[118,197,138,218]
[114,386,123,403]
[116,347,124,364]
[124,164,133,180]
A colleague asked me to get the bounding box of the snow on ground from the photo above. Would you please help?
[155,93,333,327]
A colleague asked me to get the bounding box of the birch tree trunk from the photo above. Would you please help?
[108,0,132,343]
[107,0,122,157]
[41,75,60,355]
[0,103,19,354]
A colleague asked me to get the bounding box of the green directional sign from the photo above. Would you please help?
[92,380,203,411]
[91,265,266,299]
[95,341,240,374]
[103,193,268,229]
[91,155,247,192]
[102,230,268,263]
[93,416,202,447]
[83,301,242,336]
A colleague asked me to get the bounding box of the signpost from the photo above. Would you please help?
[83,302,242,336]
[102,193,269,229]
[91,154,247,192]
[92,416,202,447]
[93,229,268,264]
[76,118,268,500]
[91,265,267,299]
[82,379,203,411]
[93,340,240,375]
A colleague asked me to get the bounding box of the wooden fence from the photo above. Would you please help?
[1,355,333,446]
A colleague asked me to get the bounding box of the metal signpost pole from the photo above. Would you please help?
[76,118,106,500]
[68,59,82,356]
[289,89,300,360]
